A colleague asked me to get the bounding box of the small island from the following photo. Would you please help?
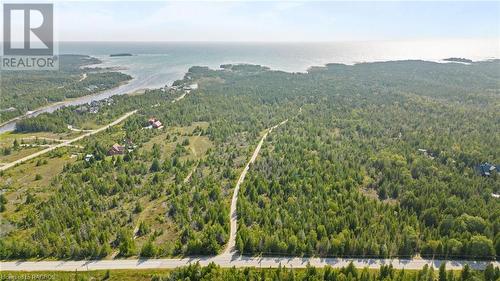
[110,53,133,57]
[443,57,473,63]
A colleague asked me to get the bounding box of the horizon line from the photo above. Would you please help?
[2,38,499,44]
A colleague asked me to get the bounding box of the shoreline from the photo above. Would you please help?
[2,56,497,134]
[0,98,78,128]
[0,74,133,133]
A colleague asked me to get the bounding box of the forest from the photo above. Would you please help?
[0,55,131,123]
[154,263,499,281]
[0,68,294,259]
[0,60,498,260]
[236,61,500,260]
[2,262,498,281]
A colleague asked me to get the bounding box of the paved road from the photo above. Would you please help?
[1,115,497,272]
[1,254,497,272]
[223,119,288,255]
[0,110,137,172]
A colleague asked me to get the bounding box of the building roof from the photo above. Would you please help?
[477,162,497,176]
[152,120,162,128]
[112,143,124,150]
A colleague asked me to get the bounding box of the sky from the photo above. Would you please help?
[5,1,500,42]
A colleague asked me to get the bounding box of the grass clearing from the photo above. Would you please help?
[142,122,212,164]
[132,122,214,251]
[0,148,78,217]
[0,131,81,147]
[0,131,83,163]
[0,147,43,163]
[181,135,212,162]
[134,195,178,246]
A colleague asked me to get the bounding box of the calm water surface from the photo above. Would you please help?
[1,40,498,132]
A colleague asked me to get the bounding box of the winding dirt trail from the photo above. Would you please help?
[1,113,498,271]
[0,110,137,172]
[222,119,288,255]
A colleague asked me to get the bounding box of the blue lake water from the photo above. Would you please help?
[63,40,500,89]
[1,40,498,132]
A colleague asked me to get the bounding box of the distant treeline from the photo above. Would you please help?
[152,262,499,281]
[0,55,131,123]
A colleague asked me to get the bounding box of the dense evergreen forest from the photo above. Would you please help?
[0,60,498,260]
[0,67,294,259]
[153,263,499,281]
[2,263,498,281]
[237,62,500,259]
[0,55,131,123]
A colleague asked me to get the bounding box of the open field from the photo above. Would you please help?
[0,131,83,163]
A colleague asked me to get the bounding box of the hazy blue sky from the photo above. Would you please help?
[52,1,499,41]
